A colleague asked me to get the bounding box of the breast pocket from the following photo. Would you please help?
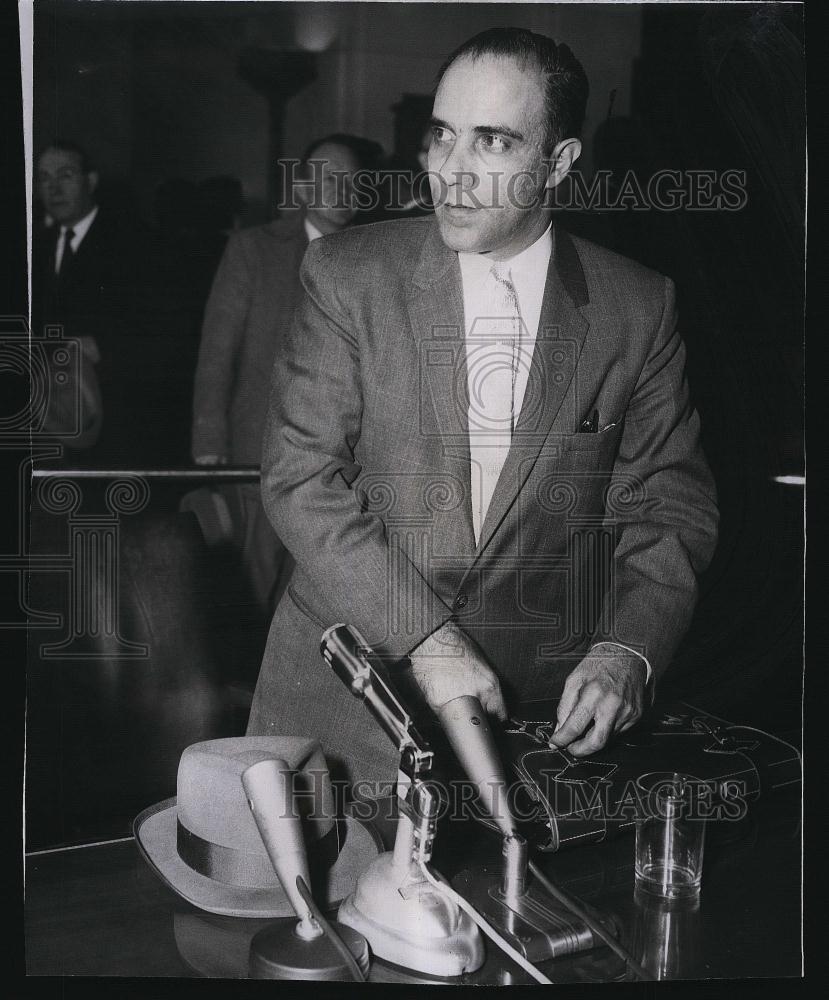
[554,422,624,463]
[558,421,622,448]
[527,423,624,530]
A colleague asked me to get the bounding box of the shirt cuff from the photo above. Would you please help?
[589,641,653,684]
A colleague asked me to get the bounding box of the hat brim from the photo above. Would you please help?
[134,797,381,919]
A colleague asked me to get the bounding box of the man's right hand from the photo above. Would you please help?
[409,622,507,720]
[194,454,228,466]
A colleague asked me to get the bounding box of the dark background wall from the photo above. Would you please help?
[24,1,804,849]
[33,1,643,221]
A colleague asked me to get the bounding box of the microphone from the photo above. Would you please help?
[437,695,517,839]
[242,758,369,981]
[320,623,429,756]
[437,696,530,908]
[242,759,318,937]
[440,697,629,967]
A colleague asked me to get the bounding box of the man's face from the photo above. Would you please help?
[37,148,97,226]
[428,54,554,259]
[301,142,361,235]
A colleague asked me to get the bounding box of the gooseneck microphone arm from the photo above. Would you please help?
[319,624,432,774]
[320,624,440,865]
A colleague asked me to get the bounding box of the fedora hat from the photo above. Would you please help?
[134,736,380,918]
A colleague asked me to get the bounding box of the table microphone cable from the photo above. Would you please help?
[295,875,366,982]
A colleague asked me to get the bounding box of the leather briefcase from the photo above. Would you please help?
[465,701,801,852]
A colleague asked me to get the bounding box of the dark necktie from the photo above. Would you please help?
[58,227,75,278]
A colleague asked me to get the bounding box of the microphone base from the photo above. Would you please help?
[338,853,485,977]
[453,864,620,964]
[249,917,370,981]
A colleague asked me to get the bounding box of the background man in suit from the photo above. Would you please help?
[33,140,147,461]
[247,28,718,790]
[191,135,368,615]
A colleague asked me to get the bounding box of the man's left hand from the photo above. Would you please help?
[548,650,647,756]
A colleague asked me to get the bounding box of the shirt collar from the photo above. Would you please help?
[61,204,98,242]
[303,217,325,243]
[457,220,553,285]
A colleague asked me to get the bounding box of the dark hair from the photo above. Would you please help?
[37,139,95,174]
[437,27,589,153]
[300,133,384,172]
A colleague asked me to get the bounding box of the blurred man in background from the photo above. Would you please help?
[33,140,145,460]
[190,134,371,615]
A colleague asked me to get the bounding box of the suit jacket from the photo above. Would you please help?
[32,209,141,349]
[247,217,719,786]
[191,213,308,465]
[31,209,147,460]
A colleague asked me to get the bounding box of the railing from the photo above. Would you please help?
[31,467,261,481]
[23,464,803,659]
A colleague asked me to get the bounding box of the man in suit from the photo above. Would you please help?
[33,141,143,460]
[247,28,718,791]
[191,135,366,613]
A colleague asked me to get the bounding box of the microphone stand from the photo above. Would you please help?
[320,625,484,977]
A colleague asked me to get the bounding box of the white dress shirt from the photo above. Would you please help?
[54,204,99,274]
[456,223,652,685]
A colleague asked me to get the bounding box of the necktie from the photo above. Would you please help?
[58,227,75,277]
[467,263,523,544]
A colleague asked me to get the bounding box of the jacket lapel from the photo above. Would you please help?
[65,211,101,271]
[406,221,477,557]
[37,226,61,299]
[474,225,590,556]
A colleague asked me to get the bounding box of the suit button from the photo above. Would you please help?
[454,593,468,611]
